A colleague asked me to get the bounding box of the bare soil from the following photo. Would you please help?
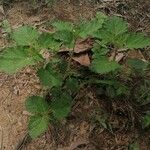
[0,0,150,150]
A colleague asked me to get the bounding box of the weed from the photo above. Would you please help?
[129,142,140,150]
[0,12,150,138]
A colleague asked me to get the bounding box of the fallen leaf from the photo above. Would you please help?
[74,38,93,53]
[109,52,115,61]
[72,53,90,66]
[115,53,125,62]
[59,38,93,53]
[0,5,4,15]
[0,5,4,21]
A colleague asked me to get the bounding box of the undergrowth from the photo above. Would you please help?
[0,12,150,139]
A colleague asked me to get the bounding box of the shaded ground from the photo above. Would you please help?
[0,0,150,150]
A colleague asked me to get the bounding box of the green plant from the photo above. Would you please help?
[45,0,57,5]
[129,142,140,150]
[127,58,150,128]
[0,12,150,138]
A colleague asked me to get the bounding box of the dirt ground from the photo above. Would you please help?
[0,0,150,150]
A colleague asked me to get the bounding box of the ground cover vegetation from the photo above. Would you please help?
[0,12,150,141]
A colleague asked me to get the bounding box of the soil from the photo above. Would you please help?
[0,0,150,150]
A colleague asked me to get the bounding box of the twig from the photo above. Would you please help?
[15,133,31,150]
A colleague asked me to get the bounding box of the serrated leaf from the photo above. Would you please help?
[92,43,109,56]
[92,29,114,44]
[114,33,129,47]
[93,25,129,47]
[127,58,148,71]
[51,20,74,32]
[96,12,108,20]
[37,64,63,88]
[51,92,72,120]
[90,56,120,74]
[125,33,150,49]
[78,12,107,38]
[25,96,49,114]
[28,115,49,139]
[53,30,74,48]
[0,47,41,74]
[37,32,61,51]
[12,26,39,46]
[104,16,128,36]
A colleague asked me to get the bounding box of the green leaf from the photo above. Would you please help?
[92,43,109,56]
[142,113,150,128]
[93,17,129,47]
[37,64,63,88]
[129,142,139,150]
[53,30,74,48]
[114,33,129,48]
[51,20,74,32]
[93,18,150,49]
[92,29,114,44]
[45,0,56,5]
[12,26,39,46]
[37,32,61,51]
[57,59,68,73]
[28,115,49,139]
[78,12,107,38]
[65,78,79,93]
[127,58,148,71]
[91,79,129,95]
[51,92,72,120]
[106,86,116,98]
[0,47,41,74]
[104,16,128,36]
[125,33,150,49]
[90,56,120,74]
[25,96,49,114]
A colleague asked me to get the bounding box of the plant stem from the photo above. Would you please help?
[65,39,77,78]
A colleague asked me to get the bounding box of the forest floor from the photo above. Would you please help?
[0,0,150,150]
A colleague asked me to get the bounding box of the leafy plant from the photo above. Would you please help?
[45,0,57,5]
[12,26,39,46]
[127,59,150,128]
[142,112,150,128]
[129,142,140,150]
[0,12,150,138]
[26,96,50,138]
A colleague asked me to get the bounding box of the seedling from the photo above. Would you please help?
[0,12,150,138]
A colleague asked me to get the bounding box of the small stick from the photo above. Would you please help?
[15,133,31,150]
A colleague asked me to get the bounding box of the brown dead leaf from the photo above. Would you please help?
[115,53,125,62]
[0,5,4,22]
[74,38,93,53]
[59,38,93,53]
[72,53,90,66]
[128,50,145,60]
[109,51,125,62]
